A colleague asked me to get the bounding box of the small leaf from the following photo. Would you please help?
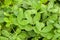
[41,32,54,39]
[24,10,36,24]
[24,25,33,31]
[1,30,11,37]
[16,37,21,40]
[18,31,28,39]
[40,0,48,3]
[43,38,49,40]
[54,23,60,29]
[41,25,53,33]
[4,0,12,6]
[0,36,8,40]
[36,21,45,31]
[32,37,38,40]
[14,28,21,35]
[33,12,41,23]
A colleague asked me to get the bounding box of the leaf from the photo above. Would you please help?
[14,0,23,4]
[42,38,49,40]
[36,21,45,31]
[47,0,54,10]
[50,5,59,13]
[0,36,8,40]
[47,14,58,25]
[9,15,18,25]
[40,0,48,3]
[18,31,28,39]
[0,25,2,30]
[16,37,21,40]
[14,28,21,35]
[32,37,38,40]
[31,0,40,10]
[40,4,47,11]
[0,17,4,23]
[12,5,18,16]
[40,32,54,39]
[58,16,60,24]
[24,10,36,24]
[17,8,23,21]
[17,8,24,25]
[24,25,33,31]
[33,12,41,23]
[56,29,60,33]
[49,14,58,21]
[19,20,29,25]
[1,30,11,37]
[41,25,53,33]
[27,31,37,37]
[0,11,4,23]
[4,0,12,6]
[33,26,40,34]
[54,23,60,29]
[17,8,30,25]
[25,0,40,10]
[52,33,60,40]
[33,22,45,34]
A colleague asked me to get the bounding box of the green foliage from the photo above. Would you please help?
[0,0,60,40]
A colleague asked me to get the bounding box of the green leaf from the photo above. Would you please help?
[33,12,41,23]
[4,0,12,6]
[42,38,49,40]
[32,37,38,40]
[33,27,40,34]
[58,16,60,24]
[16,37,21,40]
[47,0,54,10]
[36,21,45,31]
[14,28,21,35]
[24,25,33,31]
[0,11,4,23]
[1,30,11,37]
[25,0,40,10]
[54,23,60,29]
[52,33,60,40]
[31,0,40,10]
[40,0,48,3]
[19,20,29,25]
[24,10,36,24]
[14,0,23,4]
[17,8,23,21]
[18,31,28,39]
[0,36,8,40]
[41,25,53,33]
[17,8,30,25]
[27,31,37,37]
[0,17,4,23]
[47,14,58,25]
[56,29,60,33]
[41,32,54,39]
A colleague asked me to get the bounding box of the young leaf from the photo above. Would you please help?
[41,25,53,33]
[35,21,45,31]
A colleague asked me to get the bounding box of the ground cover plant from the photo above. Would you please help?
[0,0,60,40]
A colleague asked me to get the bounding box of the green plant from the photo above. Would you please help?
[0,0,60,40]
